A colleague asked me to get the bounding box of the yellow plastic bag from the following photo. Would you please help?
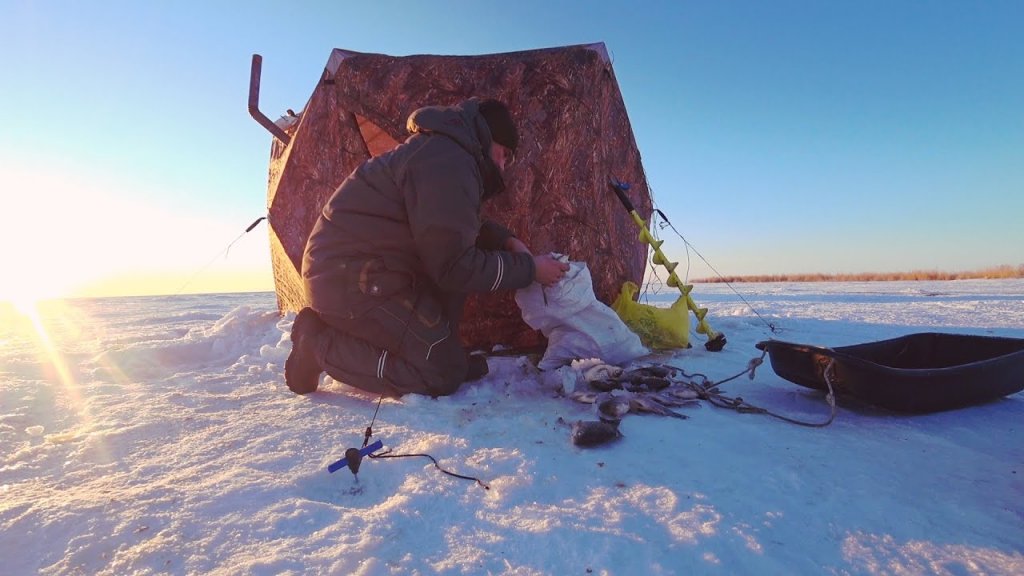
[611,281,690,349]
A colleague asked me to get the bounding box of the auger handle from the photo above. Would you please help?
[609,179,635,213]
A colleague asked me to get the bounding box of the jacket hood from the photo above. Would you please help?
[406,98,493,161]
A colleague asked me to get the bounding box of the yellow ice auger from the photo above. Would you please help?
[610,179,727,352]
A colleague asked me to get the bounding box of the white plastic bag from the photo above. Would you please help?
[515,259,649,370]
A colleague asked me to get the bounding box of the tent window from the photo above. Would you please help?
[355,114,399,157]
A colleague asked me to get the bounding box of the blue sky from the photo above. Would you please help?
[1,1,1021,298]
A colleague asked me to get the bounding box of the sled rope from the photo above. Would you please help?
[682,352,837,427]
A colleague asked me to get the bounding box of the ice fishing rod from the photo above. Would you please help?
[327,439,384,474]
[326,394,490,489]
[172,215,267,297]
[609,179,727,351]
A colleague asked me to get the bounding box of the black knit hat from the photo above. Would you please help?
[478,99,518,151]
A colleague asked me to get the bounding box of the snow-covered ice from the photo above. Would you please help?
[2,280,1022,575]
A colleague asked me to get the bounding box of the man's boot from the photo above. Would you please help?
[285,308,326,394]
[465,351,489,382]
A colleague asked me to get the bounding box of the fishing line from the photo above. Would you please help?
[172,215,267,297]
[648,204,778,335]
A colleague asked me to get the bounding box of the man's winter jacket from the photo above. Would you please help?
[302,99,536,320]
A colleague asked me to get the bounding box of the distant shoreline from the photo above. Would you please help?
[692,264,1024,284]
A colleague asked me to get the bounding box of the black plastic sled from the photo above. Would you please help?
[756,333,1024,413]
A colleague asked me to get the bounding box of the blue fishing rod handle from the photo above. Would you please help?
[327,439,384,473]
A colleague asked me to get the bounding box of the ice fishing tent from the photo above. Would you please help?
[252,43,654,350]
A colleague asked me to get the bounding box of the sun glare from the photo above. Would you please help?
[2,298,79,408]
[3,153,277,300]
[1,281,69,318]
[10,295,41,319]
[1,291,107,460]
